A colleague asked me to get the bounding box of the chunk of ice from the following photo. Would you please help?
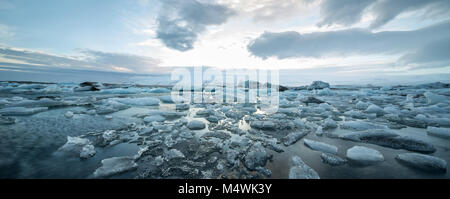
[346,146,384,165]
[93,156,137,178]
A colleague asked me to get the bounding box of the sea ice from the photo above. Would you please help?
[355,101,371,110]
[283,131,308,146]
[308,81,330,90]
[340,129,435,153]
[0,107,48,116]
[93,156,138,178]
[7,98,62,108]
[250,121,276,130]
[424,92,448,105]
[303,139,338,154]
[64,111,74,118]
[396,153,447,173]
[80,145,96,159]
[56,136,96,159]
[346,146,384,165]
[111,97,160,106]
[176,104,190,111]
[340,121,387,131]
[159,95,174,103]
[288,156,320,179]
[149,88,171,93]
[365,104,385,116]
[187,120,206,130]
[322,118,338,129]
[244,142,268,170]
[165,149,185,161]
[339,129,398,142]
[144,115,166,123]
[321,153,347,166]
[427,127,450,139]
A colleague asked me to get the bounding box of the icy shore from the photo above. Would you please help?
[1,80,449,179]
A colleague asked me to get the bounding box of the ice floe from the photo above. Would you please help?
[288,156,320,179]
[244,142,269,170]
[346,146,384,165]
[110,97,160,106]
[187,120,206,130]
[303,139,338,154]
[321,153,347,166]
[427,127,450,139]
[0,107,48,116]
[93,156,137,178]
[396,153,447,173]
[55,136,96,159]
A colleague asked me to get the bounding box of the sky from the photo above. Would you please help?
[1,0,450,84]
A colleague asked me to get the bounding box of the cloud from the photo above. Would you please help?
[247,20,450,62]
[0,47,165,73]
[318,0,376,27]
[219,0,314,22]
[399,37,450,68]
[80,50,161,73]
[156,0,235,51]
[317,0,450,29]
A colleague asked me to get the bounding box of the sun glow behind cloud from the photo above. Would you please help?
[0,0,449,83]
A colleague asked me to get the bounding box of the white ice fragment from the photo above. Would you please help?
[346,146,384,165]
[340,121,387,131]
[427,127,450,139]
[56,136,95,159]
[308,81,330,90]
[424,92,448,105]
[165,149,185,161]
[355,101,370,110]
[80,145,96,159]
[365,104,385,116]
[64,111,74,118]
[93,156,137,178]
[149,88,171,93]
[323,118,338,130]
[396,153,447,173]
[159,95,174,103]
[111,97,160,106]
[304,139,338,154]
[143,115,166,123]
[244,142,268,170]
[0,107,48,116]
[317,88,333,96]
[176,103,190,110]
[321,153,347,166]
[289,156,320,179]
[250,121,276,130]
[187,120,206,130]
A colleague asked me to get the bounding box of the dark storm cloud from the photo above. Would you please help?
[318,0,450,29]
[156,0,235,51]
[247,20,450,66]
